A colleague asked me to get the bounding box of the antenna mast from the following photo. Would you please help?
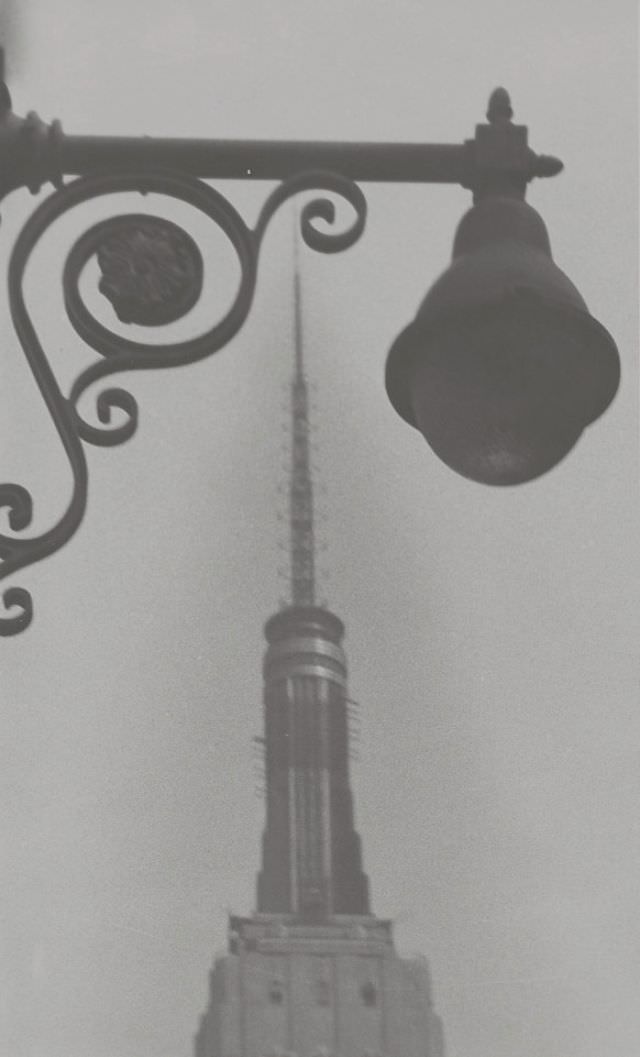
[289,236,315,606]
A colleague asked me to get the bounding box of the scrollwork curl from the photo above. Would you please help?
[254,169,367,253]
[72,379,139,447]
[1,167,368,634]
[1,587,32,635]
[0,484,33,537]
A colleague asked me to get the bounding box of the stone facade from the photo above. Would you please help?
[194,916,445,1057]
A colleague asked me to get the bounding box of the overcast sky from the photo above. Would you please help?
[1,3,639,1057]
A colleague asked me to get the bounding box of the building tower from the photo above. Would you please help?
[194,264,446,1057]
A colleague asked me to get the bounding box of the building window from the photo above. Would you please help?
[268,979,284,1005]
[315,978,330,1006]
[360,981,377,1007]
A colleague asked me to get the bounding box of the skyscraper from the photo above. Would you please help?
[194,264,445,1057]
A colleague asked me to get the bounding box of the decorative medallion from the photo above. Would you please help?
[96,214,204,326]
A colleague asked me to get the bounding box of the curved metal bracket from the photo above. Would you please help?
[0,169,367,634]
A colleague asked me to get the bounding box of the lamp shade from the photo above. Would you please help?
[385,196,620,485]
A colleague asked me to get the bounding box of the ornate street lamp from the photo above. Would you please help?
[385,91,619,486]
[0,61,620,634]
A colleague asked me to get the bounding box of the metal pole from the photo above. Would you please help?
[60,135,473,183]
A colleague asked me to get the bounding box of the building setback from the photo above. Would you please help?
[194,266,445,1057]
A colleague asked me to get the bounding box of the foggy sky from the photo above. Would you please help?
[2,2,639,1057]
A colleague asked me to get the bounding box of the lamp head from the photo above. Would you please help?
[385,195,620,485]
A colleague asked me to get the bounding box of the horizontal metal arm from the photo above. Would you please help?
[61,135,473,183]
[0,84,562,201]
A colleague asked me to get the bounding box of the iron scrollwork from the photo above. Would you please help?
[0,169,367,635]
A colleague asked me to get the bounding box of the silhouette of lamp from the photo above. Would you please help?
[386,91,619,485]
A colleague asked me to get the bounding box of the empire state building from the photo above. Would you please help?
[194,266,445,1057]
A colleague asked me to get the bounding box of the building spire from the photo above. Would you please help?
[289,239,315,606]
[255,239,370,921]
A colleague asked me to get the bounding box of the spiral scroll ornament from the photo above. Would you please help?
[0,169,367,634]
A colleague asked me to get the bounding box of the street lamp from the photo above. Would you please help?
[385,91,619,486]
[0,63,620,635]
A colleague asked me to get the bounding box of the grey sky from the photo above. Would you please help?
[2,2,639,1057]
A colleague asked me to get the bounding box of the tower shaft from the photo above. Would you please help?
[257,606,369,918]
